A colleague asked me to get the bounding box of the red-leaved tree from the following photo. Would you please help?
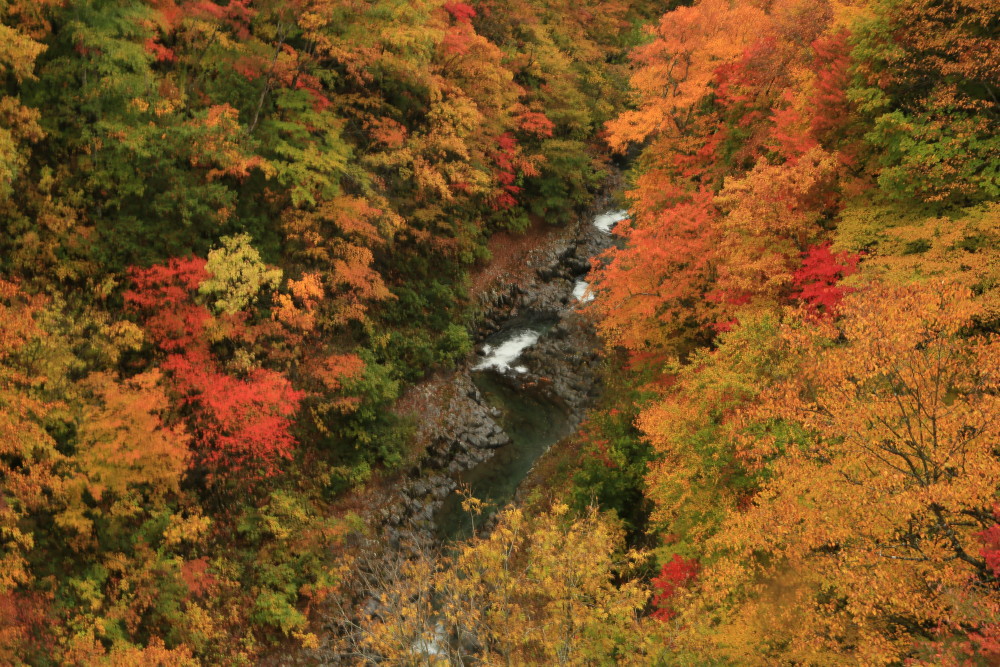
[651,554,700,621]
[125,258,303,485]
[791,242,859,315]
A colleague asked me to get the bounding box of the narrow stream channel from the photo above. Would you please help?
[433,209,628,541]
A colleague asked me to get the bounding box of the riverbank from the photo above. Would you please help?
[298,179,626,662]
[384,180,624,548]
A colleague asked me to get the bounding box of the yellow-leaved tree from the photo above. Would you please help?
[339,504,653,665]
[680,280,1000,664]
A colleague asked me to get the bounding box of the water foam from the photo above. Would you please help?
[593,209,628,234]
[473,328,543,372]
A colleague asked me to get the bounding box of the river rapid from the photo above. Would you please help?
[381,198,628,548]
[308,193,629,663]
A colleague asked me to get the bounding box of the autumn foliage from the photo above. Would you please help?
[791,242,859,314]
[0,0,655,661]
[125,256,304,483]
[0,0,997,661]
[581,0,1000,662]
[650,554,699,621]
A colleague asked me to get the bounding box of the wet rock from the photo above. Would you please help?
[306,180,632,667]
[367,183,619,555]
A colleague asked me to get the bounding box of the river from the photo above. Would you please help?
[433,208,628,541]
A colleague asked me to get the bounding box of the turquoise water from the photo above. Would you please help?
[434,317,573,542]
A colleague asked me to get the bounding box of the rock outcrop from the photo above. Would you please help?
[378,188,619,551]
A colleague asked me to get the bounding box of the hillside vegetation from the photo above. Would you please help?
[1,0,998,664]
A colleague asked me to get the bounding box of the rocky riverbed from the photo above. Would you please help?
[376,192,623,551]
[300,188,627,664]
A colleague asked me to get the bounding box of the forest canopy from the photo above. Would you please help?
[1,0,998,663]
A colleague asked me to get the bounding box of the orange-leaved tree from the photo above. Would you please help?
[685,280,1000,664]
[124,254,304,485]
[605,0,768,150]
[590,189,719,353]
